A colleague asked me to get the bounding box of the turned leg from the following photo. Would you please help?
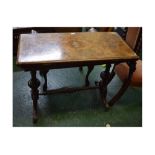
[28,70,40,123]
[95,64,116,86]
[99,64,111,109]
[85,65,94,86]
[108,61,136,106]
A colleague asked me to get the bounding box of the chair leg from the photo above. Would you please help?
[108,61,136,106]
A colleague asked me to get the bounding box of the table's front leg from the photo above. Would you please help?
[28,70,40,123]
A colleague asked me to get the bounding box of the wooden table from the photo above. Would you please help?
[17,32,139,123]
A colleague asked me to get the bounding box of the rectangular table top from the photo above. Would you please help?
[17,32,139,67]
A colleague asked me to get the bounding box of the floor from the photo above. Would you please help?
[13,57,142,127]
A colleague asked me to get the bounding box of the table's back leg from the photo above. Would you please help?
[42,70,49,92]
[28,70,40,123]
[108,61,136,107]
[79,66,83,72]
[99,64,111,109]
[39,70,49,92]
[85,65,94,86]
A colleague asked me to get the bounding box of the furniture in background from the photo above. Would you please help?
[115,27,128,40]
[115,27,142,87]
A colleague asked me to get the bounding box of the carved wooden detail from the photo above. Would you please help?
[28,70,40,123]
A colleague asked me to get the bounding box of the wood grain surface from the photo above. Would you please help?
[17,32,139,67]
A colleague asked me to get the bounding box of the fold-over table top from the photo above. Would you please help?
[17,32,139,66]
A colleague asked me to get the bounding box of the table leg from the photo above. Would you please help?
[85,65,94,86]
[42,70,49,92]
[95,64,116,86]
[28,70,40,123]
[99,64,111,109]
[79,66,83,72]
[108,61,136,106]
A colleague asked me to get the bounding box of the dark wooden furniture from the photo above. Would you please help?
[115,27,142,87]
[17,32,139,123]
[126,27,142,55]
